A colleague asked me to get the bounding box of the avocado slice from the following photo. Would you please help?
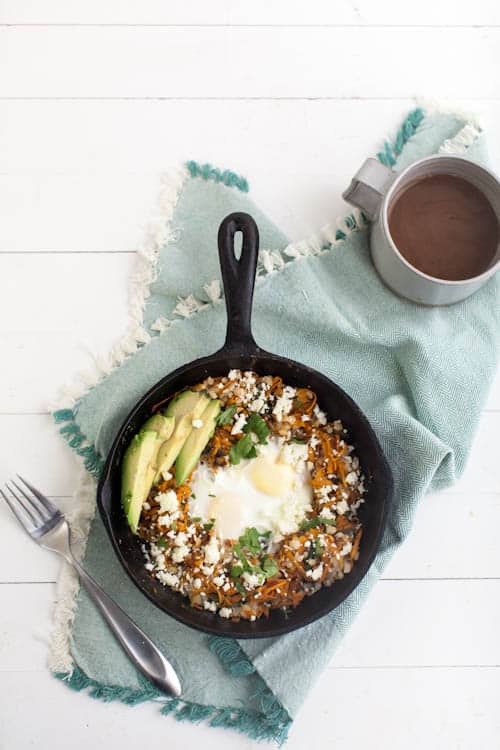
[154,391,210,483]
[141,414,174,464]
[175,399,221,486]
[121,430,158,533]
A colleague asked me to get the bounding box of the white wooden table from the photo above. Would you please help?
[1,2,500,748]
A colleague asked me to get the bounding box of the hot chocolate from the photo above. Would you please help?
[388,173,499,281]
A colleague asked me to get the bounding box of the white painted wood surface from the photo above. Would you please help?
[0,2,499,748]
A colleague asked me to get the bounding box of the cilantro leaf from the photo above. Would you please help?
[238,527,261,555]
[234,580,247,600]
[229,434,258,465]
[217,404,237,426]
[191,516,202,522]
[314,538,323,557]
[262,556,279,578]
[243,413,270,444]
[203,521,214,531]
[156,538,167,548]
[230,565,243,578]
[299,516,334,532]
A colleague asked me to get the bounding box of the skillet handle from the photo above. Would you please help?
[218,212,260,354]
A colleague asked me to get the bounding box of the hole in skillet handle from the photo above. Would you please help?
[217,212,263,357]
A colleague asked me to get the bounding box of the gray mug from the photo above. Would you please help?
[343,155,500,305]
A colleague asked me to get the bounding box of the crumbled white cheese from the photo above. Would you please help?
[203,600,217,612]
[156,571,180,587]
[161,470,173,481]
[345,471,358,486]
[231,413,247,435]
[306,563,323,581]
[313,405,327,425]
[249,397,265,413]
[201,565,214,576]
[281,441,308,467]
[145,562,154,571]
[341,542,352,556]
[272,386,296,422]
[192,418,203,429]
[336,499,349,515]
[228,369,239,381]
[193,578,202,589]
[204,536,220,565]
[242,572,261,589]
[158,511,178,526]
[213,574,226,587]
[143,502,150,510]
[173,531,188,547]
[158,490,179,514]
[219,607,232,619]
[309,434,320,450]
[171,545,189,563]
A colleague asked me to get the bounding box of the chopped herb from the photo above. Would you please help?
[229,434,258,465]
[260,530,272,539]
[217,404,237,426]
[191,493,196,499]
[191,516,202,522]
[243,413,270,444]
[292,438,306,444]
[299,516,334,532]
[234,580,247,600]
[156,538,167,548]
[171,520,177,531]
[230,565,243,578]
[262,556,279,578]
[203,522,214,531]
[208,493,216,498]
[314,538,323,557]
[238,527,261,555]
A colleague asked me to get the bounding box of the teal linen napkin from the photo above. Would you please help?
[51,108,500,743]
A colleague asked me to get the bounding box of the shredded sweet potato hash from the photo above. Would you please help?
[138,370,365,621]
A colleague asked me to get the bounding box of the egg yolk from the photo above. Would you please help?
[250,455,295,497]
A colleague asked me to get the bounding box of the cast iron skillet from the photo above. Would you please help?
[97,212,393,638]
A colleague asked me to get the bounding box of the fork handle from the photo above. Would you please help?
[72,560,182,696]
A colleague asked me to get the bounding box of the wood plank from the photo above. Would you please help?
[1,580,499,672]
[2,489,500,584]
[2,327,499,415]
[0,667,498,750]
[334,579,500,668]
[2,27,500,99]
[0,400,497,499]
[2,0,500,26]
[0,415,83,496]
[1,666,496,750]
[1,99,500,251]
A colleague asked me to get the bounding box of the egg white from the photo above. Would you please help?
[189,437,312,542]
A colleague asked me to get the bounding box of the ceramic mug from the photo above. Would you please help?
[342,155,500,305]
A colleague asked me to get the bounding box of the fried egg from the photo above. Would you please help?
[189,437,312,541]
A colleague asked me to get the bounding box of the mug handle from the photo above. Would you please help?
[342,158,397,219]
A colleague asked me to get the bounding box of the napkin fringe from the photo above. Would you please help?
[208,635,257,676]
[186,160,249,193]
[53,665,291,744]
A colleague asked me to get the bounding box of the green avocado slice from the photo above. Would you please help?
[154,391,210,483]
[121,430,158,533]
[175,399,221,486]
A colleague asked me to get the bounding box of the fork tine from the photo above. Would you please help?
[0,487,36,530]
[7,480,48,523]
[16,475,58,515]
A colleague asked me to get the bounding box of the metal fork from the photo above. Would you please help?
[1,476,181,697]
